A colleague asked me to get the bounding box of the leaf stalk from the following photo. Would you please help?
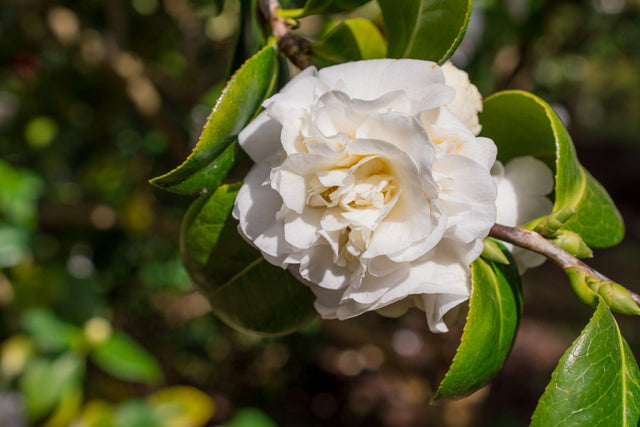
[262,0,312,69]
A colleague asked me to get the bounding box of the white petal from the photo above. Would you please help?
[441,61,483,135]
[296,245,351,290]
[283,208,322,249]
[233,156,282,242]
[318,59,451,105]
[494,156,554,272]
[494,156,554,227]
[433,154,497,244]
[238,111,283,163]
[270,167,307,214]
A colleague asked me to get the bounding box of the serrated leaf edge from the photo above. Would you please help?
[149,45,277,192]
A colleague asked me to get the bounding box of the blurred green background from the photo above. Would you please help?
[0,0,639,425]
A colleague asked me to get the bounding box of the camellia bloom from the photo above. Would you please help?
[493,156,554,272]
[233,59,553,332]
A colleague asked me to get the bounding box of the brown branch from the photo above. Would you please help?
[489,223,640,306]
[264,0,312,70]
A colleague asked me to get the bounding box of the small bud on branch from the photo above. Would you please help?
[489,223,640,314]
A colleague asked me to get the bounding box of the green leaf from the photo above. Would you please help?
[229,0,266,75]
[21,309,83,353]
[150,46,278,195]
[311,18,386,68]
[148,386,215,427]
[114,400,161,427]
[208,257,317,336]
[531,300,640,426]
[0,159,43,228]
[19,353,85,420]
[90,331,163,385]
[0,226,31,268]
[480,90,624,248]
[378,0,472,64]
[279,0,370,18]
[180,186,317,336]
[224,408,278,427]
[180,183,249,289]
[42,387,83,427]
[433,246,522,400]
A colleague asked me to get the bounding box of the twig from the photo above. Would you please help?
[263,0,312,69]
[489,223,640,306]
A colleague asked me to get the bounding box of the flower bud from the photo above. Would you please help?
[590,280,640,316]
[481,239,510,265]
[566,268,599,307]
[566,267,640,315]
[550,230,593,259]
[529,207,577,236]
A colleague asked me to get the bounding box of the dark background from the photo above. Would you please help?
[1,0,639,425]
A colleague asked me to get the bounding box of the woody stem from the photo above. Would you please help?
[489,223,640,306]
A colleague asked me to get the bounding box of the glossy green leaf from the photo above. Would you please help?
[150,46,278,195]
[21,309,83,353]
[378,0,472,64]
[90,331,163,385]
[480,90,624,248]
[208,257,317,336]
[531,300,640,426]
[180,183,248,289]
[19,353,84,420]
[279,0,370,18]
[433,246,522,400]
[311,18,386,68]
[180,186,317,336]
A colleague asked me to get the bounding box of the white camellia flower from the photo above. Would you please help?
[441,61,484,136]
[492,156,554,272]
[233,59,499,333]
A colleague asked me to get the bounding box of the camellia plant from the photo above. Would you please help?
[151,0,640,424]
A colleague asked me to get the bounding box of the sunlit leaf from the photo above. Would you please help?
[113,400,161,427]
[75,400,115,427]
[279,0,370,18]
[531,300,640,426]
[148,386,215,427]
[21,309,82,353]
[19,353,84,420]
[311,18,386,68]
[181,185,317,336]
[480,90,624,248]
[433,245,522,400]
[378,0,472,64]
[90,331,163,385]
[42,387,83,427]
[150,46,278,195]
